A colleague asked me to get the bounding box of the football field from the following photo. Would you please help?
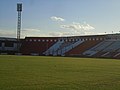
[0,55,120,90]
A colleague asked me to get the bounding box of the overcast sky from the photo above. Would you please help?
[0,0,120,38]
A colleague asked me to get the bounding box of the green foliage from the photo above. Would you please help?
[0,55,120,90]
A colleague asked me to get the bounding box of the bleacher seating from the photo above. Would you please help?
[20,37,58,55]
[57,40,84,56]
[83,40,115,57]
[10,34,120,59]
[66,40,101,56]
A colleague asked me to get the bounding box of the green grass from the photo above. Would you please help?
[0,55,120,90]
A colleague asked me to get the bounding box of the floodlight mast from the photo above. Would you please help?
[17,3,22,53]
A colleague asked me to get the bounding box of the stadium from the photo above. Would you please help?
[1,33,120,59]
[1,1,120,90]
[0,2,120,59]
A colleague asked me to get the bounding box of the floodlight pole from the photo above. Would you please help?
[17,3,22,53]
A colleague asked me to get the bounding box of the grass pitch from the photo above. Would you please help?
[0,56,120,90]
